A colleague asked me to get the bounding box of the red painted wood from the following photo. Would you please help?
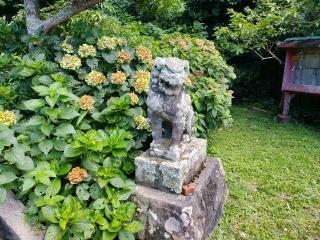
[282,49,297,90]
[278,41,320,120]
[281,49,320,95]
[282,92,292,116]
[284,84,320,95]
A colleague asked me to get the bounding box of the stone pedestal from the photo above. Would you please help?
[0,191,45,240]
[135,138,207,194]
[133,157,227,240]
[277,114,291,123]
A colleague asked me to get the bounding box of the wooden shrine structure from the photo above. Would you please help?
[277,37,320,122]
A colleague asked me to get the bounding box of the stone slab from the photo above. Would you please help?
[133,157,228,240]
[149,135,193,161]
[0,191,45,240]
[135,138,207,194]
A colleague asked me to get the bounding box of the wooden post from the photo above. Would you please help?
[277,91,292,123]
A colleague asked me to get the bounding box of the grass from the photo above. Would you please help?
[209,106,320,240]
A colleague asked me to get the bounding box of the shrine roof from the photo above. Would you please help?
[278,36,320,49]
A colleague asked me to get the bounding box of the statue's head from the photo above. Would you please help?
[151,57,189,96]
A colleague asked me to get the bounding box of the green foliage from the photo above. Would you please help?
[42,196,94,239]
[214,0,303,57]
[212,0,320,113]
[0,4,235,239]
[135,0,185,20]
[214,0,320,58]
[176,0,247,26]
[0,45,146,239]
[65,14,235,134]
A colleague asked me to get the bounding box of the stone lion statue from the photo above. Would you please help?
[147,57,194,161]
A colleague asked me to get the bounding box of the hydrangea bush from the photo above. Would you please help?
[0,19,235,239]
[0,37,154,239]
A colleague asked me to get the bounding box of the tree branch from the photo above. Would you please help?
[266,48,283,64]
[253,48,283,64]
[42,0,103,34]
[24,0,103,35]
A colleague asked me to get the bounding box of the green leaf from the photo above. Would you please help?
[36,195,65,207]
[44,224,64,240]
[0,172,17,185]
[124,220,144,233]
[102,52,116,64]
[76,184,90,201]
[28,115,46,126]
[39,140,54,155]
[53,139,67,152]
[59,108,80,120]
[102,231,117,240]
[40,122,54,136]
[82,159,99,172]
[42,206,58,223]
[109,176,125,188]
[23,99,46,111]
[48,195,65,205]
[92,198,106,210]
[121,64,133,76]
[16,156,35,171]
[54,123,75,137]
[57,163,72,176]
[46,179,61,197]
[0,187,6,206]
[89,183,104,200]
[42,107,61,120]
[64,145,83,158]
[92,212,108,226]
[22,177,35,192]
[38,176,51,185]
[34,184,47,196]
[70,221,94,232]
[76,111,87,126]
[118,230,135,240]
[86,58,99,69]
[38,75,53,85]
[29,129,46,144]
[45,96,58,108]
[70,222,95,239]
[19,67,35,77]
[97,178,108,188]
[0,129,16,146]
[4,144,25,164]
[32,85,49,96]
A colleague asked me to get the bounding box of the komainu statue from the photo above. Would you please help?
[147,57,194,161]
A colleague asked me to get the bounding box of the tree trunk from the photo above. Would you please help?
[24,0,43,35]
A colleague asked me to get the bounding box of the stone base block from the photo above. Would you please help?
[135,138,207,194]
[277,114,290,123]
[0,191,45,240]
[133,157,228,240]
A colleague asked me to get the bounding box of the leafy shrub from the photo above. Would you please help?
[0,12,235,240]
[135,0,185,20]
[61,12,236,135]
[0,43,149,239]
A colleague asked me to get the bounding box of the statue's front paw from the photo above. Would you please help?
[166,144,181,161]
[169,144,181,155]
[182,134,192,143]
[150,141,160,150]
